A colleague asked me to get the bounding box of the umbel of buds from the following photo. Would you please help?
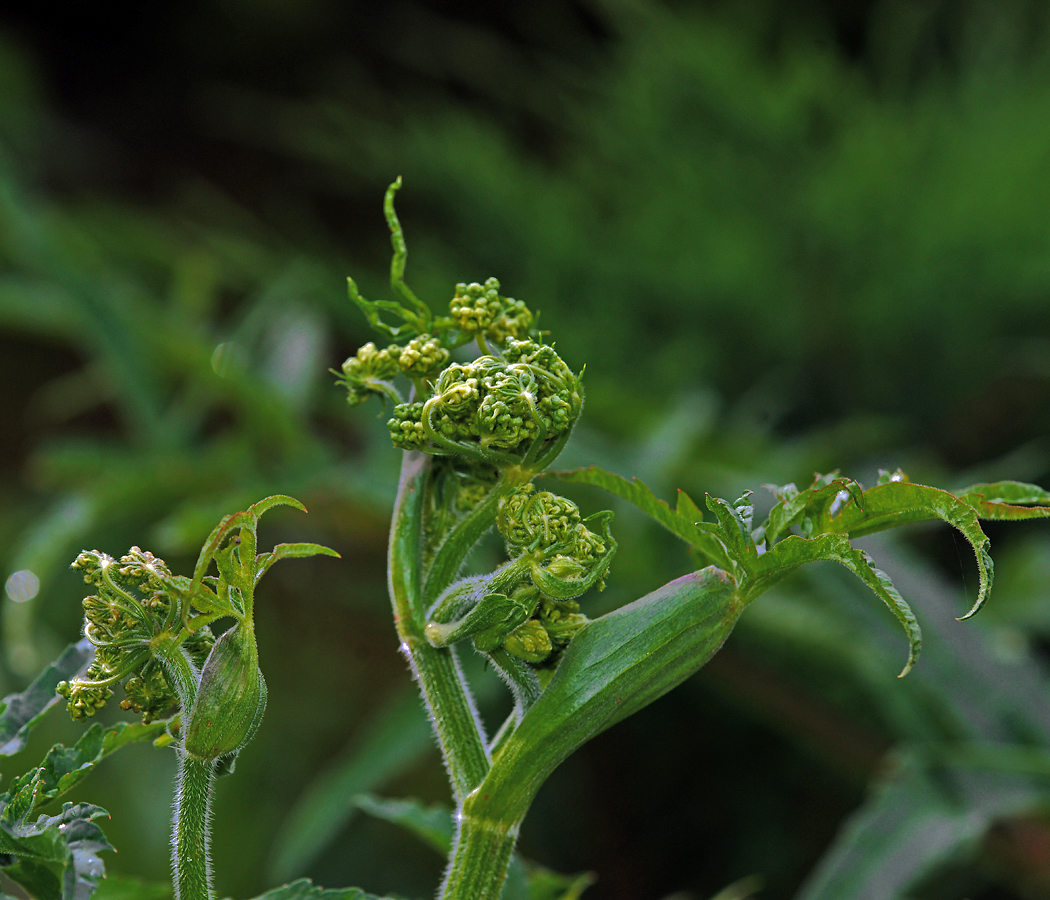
[59,496,338,765]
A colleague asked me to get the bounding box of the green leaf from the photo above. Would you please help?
[92,875,172,900]
[350,795,595,900]
[760,473,864,545]
[254,543,341,582]
[351,793,454,855]
[6,719,167,814]
[515,859,595,900]
[0,640,93,756]
[471,568,743,825]
[268,690,435,881]
[826,482,994,619]
[952,480,1050,520]
[0,801,112,900]
[549,467,733,569]
[796,747,1050,900]
[749,534,922,676]
[705,494,756,568]
[246,495,308,518]
[234,879,393,900]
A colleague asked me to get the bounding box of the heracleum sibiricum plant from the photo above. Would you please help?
[1,180,1050,900]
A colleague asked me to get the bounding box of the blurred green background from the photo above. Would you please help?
[2,1,1050,898]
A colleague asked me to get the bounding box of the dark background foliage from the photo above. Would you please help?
[2,2,1050,899]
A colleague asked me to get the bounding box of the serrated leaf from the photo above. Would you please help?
[0,801,111,900]
[705,494,756,567]
[7,720,167,815]
[352,793,454,854]
[549,467,732,569]
[235,879,392,900]
[0,641,94,757]
[760,474,864,546]
[952,480,1050,520]
[827,482,994,620]
[750,534,922,676]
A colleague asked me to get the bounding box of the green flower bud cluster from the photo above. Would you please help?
[499,588,590,666]
[426,485,614,666]
[391,339,583,469]
[449,278,534,349]
[57,548,214,723]
[498,484,613,594]
[336,335,450,407]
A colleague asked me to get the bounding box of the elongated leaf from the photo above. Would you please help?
[952,480,1050,520]
[6,719,167,814]
[92,876,171,899]
[246,495,308,518]
[350,795,595,900]
[268,690,435,881]
[827,482,994,619]
[254,543,341,582]
[750,534,922,677]
[0,640,93,756]
[237,880,392,900]
[550,467,733,569]
[0,801,111,900]
[472,568,743,825]
[515,860,595,900]
[352,793,454,854]
[796,748,1050,900]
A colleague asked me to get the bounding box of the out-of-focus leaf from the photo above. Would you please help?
[351,795,594,900]
[707,875,763,900]
[515,859,595,900]
[795,747,1050,900]
[268,691,435,881]
[550,466,733,569]
[351,793,453,855]
[0,801,111,900]
[234,880,393,900]
[92,876,172,900]
[6,719,167,814]
[0,640,93,756]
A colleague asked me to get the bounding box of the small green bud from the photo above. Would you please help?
[450,278,534,347]
[336,341,403,406]
[397,334,449,380]
[504,619,553,663]
[183,624,267,761]
[121,664,179,724]
[57,679,113,722]
[389,402,429,451]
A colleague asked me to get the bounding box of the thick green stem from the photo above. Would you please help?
[389,451,491,801]
[440,803,521,900]
[173,753,216,900]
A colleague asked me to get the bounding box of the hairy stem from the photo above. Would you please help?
[389,451,491,801]
[440,804,521,900]
[173,753,216,900]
